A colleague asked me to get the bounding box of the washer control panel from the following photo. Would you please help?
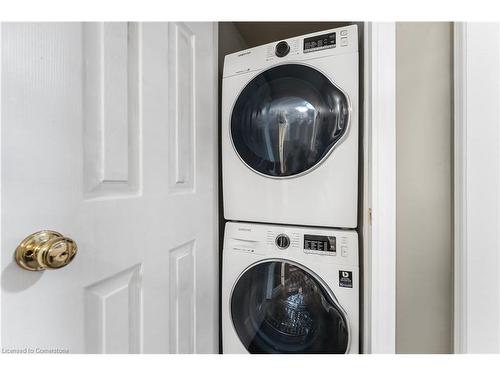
[226,222,358,266]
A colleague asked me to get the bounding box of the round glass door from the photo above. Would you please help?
[230,64,349,178]
[231,261,349,354]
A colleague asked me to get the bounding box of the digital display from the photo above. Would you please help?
[303,32,336,53]
[304,234,336,252]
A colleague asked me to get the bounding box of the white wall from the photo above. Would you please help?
[396,22,453,353]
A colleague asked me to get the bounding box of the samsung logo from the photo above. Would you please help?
[237,51,251,57]
[237,228,251,231]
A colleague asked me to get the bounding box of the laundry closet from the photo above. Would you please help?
[2,21,396,355]
[217,22,366,354]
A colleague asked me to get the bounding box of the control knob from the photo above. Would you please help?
[275,41,290,57]
[275,234,290,249]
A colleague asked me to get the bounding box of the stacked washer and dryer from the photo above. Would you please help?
[221,25,360,354]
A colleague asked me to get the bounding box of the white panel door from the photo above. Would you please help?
[1,22,218,354]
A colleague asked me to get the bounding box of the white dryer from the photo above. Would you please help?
[222,25,359,228]
[222,221,359,354]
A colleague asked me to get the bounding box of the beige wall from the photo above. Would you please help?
[396,22,453,353]
[218,23,248,74]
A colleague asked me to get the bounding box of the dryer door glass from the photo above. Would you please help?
[230,64,349,177]
[230,261,349,353]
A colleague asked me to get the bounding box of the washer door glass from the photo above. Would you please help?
[230,64,349,177]
[231,261,349,353]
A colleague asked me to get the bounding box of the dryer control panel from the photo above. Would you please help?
[223,24,358,78]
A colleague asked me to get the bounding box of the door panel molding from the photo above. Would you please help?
[84,264,143,354]
[83,22,142,199]
[168,22,196,193]
[169,240,196,354]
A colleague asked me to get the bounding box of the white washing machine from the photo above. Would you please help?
[222,221,359,354]
[222,25,359,228]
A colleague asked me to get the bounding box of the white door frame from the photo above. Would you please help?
[362,22,397,354]
[454,22,500,353]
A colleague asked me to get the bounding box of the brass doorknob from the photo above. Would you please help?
[15,230,77,271]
